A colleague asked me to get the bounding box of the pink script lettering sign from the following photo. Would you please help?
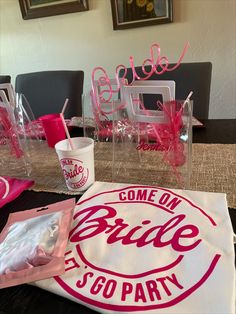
[44,183,231,313]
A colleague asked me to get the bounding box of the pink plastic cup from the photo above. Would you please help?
[38,114,66,148]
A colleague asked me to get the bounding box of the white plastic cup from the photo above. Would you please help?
[55,137,95,192]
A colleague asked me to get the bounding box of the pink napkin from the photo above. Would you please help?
[0,176,34,208]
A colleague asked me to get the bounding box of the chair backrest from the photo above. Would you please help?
[0,75,11,84]
[15,71,84,119]
[120,62,212,119]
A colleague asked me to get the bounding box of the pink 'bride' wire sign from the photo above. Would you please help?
[89,43,192,188]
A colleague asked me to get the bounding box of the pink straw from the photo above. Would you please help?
[61,98,69,115]
[60,113,74,150]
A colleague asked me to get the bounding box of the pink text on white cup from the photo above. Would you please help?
[60,158,89,189]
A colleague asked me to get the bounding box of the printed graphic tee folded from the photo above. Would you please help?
[35,181,235,314]
[0,176,34,208]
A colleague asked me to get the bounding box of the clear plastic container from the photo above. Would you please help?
[112,83,192,189]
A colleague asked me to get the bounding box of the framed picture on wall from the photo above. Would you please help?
[110,0,173,30]
[19,0,89,20]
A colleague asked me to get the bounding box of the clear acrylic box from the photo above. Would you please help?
[112,83,192,189]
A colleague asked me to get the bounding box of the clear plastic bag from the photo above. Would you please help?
[0,95,32,177]
[15,93,44,141]
[112,83,192,189]
[0,198,75,288]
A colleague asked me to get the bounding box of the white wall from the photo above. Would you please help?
[0,0,235,118]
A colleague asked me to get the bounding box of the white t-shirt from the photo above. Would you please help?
[36,181,235,314]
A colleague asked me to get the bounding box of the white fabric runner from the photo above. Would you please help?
[35,181,235,314]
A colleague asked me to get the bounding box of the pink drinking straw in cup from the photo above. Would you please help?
[38,113,66,148]
[55,137,95,192]
[55,112,95,192]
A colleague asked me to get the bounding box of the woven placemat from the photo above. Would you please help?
[0,141,235,208]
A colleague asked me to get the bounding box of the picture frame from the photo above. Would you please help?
[19,0,89,20]
[110,0,173,30]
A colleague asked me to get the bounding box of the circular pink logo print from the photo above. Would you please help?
[60,158,88,189]
[55,185,220,312]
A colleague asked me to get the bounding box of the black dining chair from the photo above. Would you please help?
[0,75,11,84]
[15,71,84,119]
[119,62,212,119]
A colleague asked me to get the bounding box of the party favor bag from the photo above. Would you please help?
[0,97,32,177]
[35,182,235,314]
[0,198,75,288]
